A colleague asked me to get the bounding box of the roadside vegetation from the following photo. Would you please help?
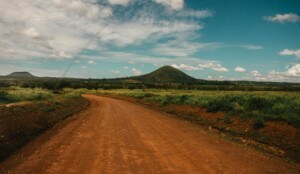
[0,87,88,161]
[93,89,300,161]
[0,87,54,104]
[96,89,300,129]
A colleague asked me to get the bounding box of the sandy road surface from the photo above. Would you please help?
[1,95,299,174]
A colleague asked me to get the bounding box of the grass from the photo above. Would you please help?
[95,89,300,128]
[0,87,54,104]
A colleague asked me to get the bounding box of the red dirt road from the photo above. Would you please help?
[1,95,299,174]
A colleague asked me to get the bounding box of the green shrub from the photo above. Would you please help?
[42,105,57,112]
[0,90,9,103]
[207,97,234,112]
[253,117,265,130]
[248,96,268,110]
[224,114,233,124]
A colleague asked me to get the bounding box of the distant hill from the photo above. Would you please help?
[7,72,35,78]
[132,66,200,83]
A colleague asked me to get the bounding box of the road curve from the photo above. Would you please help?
[1,95,299,174]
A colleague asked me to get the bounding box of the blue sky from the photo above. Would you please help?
[0,0,299,82]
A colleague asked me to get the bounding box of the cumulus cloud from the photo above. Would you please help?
[132,68,142,75]
[198,62,229,72]
[250,70,261,77]
[264,13,300,23]
[234,66,246,72]
[155,0,184,10]
[286,64,300,76]
[171,62,228,72]
[279,49,300,58]
[172,64,199,71]
[248,65,300,82]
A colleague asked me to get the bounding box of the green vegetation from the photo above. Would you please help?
[97,89,300,128]
[0,89,88,161]
[0,87,53,104]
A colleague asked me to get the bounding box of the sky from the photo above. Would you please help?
[0,0,299,82]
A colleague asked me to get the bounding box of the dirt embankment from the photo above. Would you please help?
[0,97,88,161]
[104,94,300,162]
[0,95,299,174]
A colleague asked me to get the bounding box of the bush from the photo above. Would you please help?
[253,117,265,130]
[224,114,233,124]
[207,97,234,112]
[248,96,268,110]
[0,90,9,103]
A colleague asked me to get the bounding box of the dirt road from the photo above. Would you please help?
[1,95,299,174]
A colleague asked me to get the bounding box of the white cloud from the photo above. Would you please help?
[250,70,261,77]
[286,64,300,76]
[88,60,97,64]
[172,64,199,71]
[248,65,300,82]
[98,21,201,46]
[234,66,246,72]
[80,65,87,69]
[241,44,264,50]
[0,0,202,61]
[178,9,213,18]
[264,13,300,23]
[111,70,120,74]
[107,0,132,6]
[52,51,73,59]
[170,62,228,72]
[22,27,41,38]
[198,62,229,72]
[132,68,142,75]
[153,40,220,57]
[155,0,184,10]
[123,66,129,69]
[279,49,300,58]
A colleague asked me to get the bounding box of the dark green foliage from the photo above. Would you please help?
[253,117,265,130]
[250,132,267,143]
[248,96,268,110]
[42,105,57,112]
[224,114,233,124]
[0,90,9,103]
